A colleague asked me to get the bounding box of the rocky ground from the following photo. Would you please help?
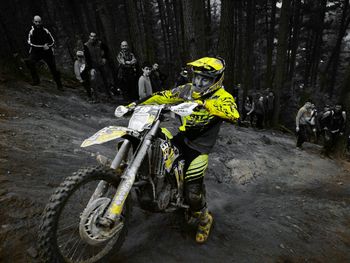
[0,78,349,263]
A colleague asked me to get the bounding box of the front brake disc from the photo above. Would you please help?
[79,197,124,246]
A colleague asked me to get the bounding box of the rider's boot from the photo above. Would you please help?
[195,209,213,244]
[187,211,201,225]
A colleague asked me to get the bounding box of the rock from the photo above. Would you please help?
[261,135,272,145]
[26,247,38,258]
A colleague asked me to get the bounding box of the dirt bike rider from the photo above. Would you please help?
[117,57,239,243]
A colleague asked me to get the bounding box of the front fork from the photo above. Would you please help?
[87,139,132,205]
[102,120,161,224]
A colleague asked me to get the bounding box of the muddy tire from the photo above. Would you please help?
[38,166,131,263]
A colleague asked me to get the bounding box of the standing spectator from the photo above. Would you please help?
[307,103,318,143]
[317,104,332,144]
[264,90,275,127]
[150,62,167,92]
[323,103,346,156]
[255,94,266,129]
[295,101,312,148]
[175,67,189,87]
[25,15,63,90]
[138,62,153,99]
[243,95,255,126]
[117,40,138,100]
[83,32,113,99]
[74,50,97,102]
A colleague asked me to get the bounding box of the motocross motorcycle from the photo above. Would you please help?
[39,102,199,263]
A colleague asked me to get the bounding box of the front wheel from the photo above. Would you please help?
[38,166,131,263]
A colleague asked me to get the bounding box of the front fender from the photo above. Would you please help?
[81,126,140,147]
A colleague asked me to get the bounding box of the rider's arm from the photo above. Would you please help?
[204,91,240,123]
[139,87,184,105]
[124,88,184,110]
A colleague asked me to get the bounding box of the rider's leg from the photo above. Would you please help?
[184,154,213,244]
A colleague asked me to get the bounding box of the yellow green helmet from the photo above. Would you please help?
[187,57,225,99]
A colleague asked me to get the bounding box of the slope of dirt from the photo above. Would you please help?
[0,79,349,263]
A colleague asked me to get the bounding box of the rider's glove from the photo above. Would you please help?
[194,100,204,106]
[126,102,137,109]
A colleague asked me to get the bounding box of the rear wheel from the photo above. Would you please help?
[39,166,131,263]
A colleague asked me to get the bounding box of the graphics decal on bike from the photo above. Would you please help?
[160,141,179,172]
[81,126,140,147]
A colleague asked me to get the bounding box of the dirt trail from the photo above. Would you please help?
[0,80,349,262]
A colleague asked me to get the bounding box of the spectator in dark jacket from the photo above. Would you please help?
[323,103,347,156]
[150,62,167,92]
[83,32,114,99]
[25,15,62,90]
[255,94,266,129]
[116,41,138,100]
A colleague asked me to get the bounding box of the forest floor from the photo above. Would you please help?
[0,77,350,263]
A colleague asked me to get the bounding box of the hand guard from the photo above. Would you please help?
[114,102,136,118]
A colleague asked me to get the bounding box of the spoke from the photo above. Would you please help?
[76,241,89,261]
[57,222,78,234]
[69,237,82,260]
[60,226,79,253]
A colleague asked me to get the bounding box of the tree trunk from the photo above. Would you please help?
[218,0,235,94]
[326,0,350,97]
[334,63,350,157]
[181,0,207,59]
[124,0,145,63]
[236,0,244,86]
[157,0,171,63]
[309,0,327,90]
[243,0,255,97]
[141,0,156,63]
[288,0,301,83]
[265,0,277,90]
[273,0,291,126]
